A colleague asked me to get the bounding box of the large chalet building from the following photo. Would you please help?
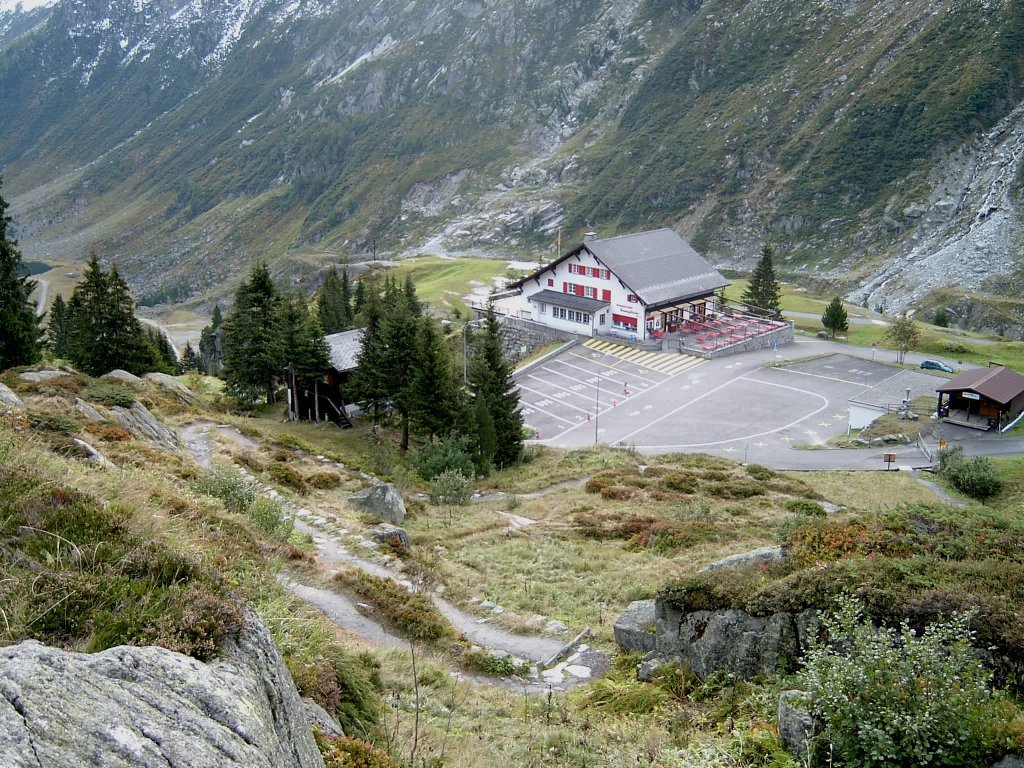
[507,228,730,342]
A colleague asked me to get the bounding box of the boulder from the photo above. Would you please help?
[18,370,67,383]
[111,402,180,451]
[72,438,116,469]
[302,698,345,740]
[75,397,106,422]
[613,599,657,653]
[642,605,819,680]
[144,372,198,405]
[993,757,1024,768]
[369,523,412,550]
[778,690,817,762]
[0,607,325,768]
[102,369,144,387]
[701,545,784,572]
[348,483,406,523]
[0,382,25,410]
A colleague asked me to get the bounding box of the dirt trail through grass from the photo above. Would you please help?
[182,422,605,686]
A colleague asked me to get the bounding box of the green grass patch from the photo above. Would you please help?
[389,256,508,318]
[333,570,455,643]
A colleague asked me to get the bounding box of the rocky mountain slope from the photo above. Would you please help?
[1,0,1022,322]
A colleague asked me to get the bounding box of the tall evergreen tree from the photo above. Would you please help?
[821,296,849,339]
[377,276,422,450]
[65,253,160,376]
[198,304,223,376]
[280,293,331,420]
[349,287,390,423]
[0,182,43,370]
[180,342,201,373]
[46,293,71,359]
[409,316,467,441]
[317,266,352,334]
[353,279,367,319]
[468,305,523,469]
[221,262,283,405]
[741,244,782,318]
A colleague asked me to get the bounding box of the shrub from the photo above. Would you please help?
[745,464,775,482]
[662,471,699,494]
[82,381,136,408]
[247,495,293,538]
[938,445,1002,499]
[798,597,1021,768]
[308,471,342,490]
[315,731,397,768]
[412,433,475,481]
[460,648,531,678]
[334,571,454,643]
[600,484,636,500]
[704,480,764,499]
[28,410,81,435]
[428,468,472,506]
[784,498,827,517]
[267,461,308,493]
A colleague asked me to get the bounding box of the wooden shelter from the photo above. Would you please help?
[286,329,362,427]
[935,364,1024,431]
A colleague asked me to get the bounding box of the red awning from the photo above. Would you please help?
[612,313,637,327]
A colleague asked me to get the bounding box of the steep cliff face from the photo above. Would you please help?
[1,0,1022,318]
[0,607,325,768]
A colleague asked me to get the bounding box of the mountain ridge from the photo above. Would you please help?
[1,0,1022,326]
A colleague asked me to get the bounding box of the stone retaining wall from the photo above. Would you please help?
[499,316,577,362]
[680,324,795,360]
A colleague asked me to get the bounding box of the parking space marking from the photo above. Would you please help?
[518,381,601,417]
[561,354,662,385]
[772,367,877,386]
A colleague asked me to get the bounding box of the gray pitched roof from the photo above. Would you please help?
[527,289,609,313]
[325,329,364,372]
[585,228,729,306]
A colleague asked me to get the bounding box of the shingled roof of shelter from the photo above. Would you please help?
[526,289,609,313]
[936,365,1024,406]
[584,228,729,306]
[325,329,364,373]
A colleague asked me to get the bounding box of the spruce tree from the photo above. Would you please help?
[378,276,422,450]
[741,244,782,318]
[65,253,158,375]
[340,269,354,328]
[353,279,367,318]
[468,305,523,469]
[318,266,351,334]
[821,296,849,339]
[46,293,71,359]
[221,262,283,405]
[0,183,43,370]
[281,293,331,419]
[198,304,223,376]
[180,342,201,372]
[409,316,466,441]
[349,287,389,422]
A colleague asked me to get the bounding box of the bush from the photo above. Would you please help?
[460,648,531,678]
[191,464,292,539]
[427,468,472,506]
[412,433,475,481]
[662,471,699,494]
[938,445,1002,499]
[334,571,454,643]
[798,597,1021,768]
[315,731,397,768]
[247,495,293,538]
[82,381,136,408]
[267,461,308,493]
[784,498,827,517]
[308,471,342,489]
[745,464,776,482]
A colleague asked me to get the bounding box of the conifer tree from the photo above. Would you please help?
[198,304,223,375]
[221,262,283,405]
[821,296,849,339]
[349,287,389,422]
[180,342,201,372]
[0,183,43,370]
[468,304,523,468]
[378,276,422,450]
[741,244,782,318]
[280,293,331,420]
[353,279,367,318]
[317,266,352,334]
[409,316,466,441]
[46,294,71,359]
[65,253,159,375]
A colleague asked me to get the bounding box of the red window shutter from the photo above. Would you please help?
[563,282,568,292]
[575,285,584,297]
[602,289,611,301]
[548,278,554,287]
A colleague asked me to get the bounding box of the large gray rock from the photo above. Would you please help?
[778,690,817,762]
[144,372,198,405]
[72,438,116,469]
[75,397,106,422]
[701,545,784,572]
[0,382,25,410]
[613,600,657,653]
[102,369,144,387]
[18,370,67,383]
[348,483,406,523]
[642,604,819,680]
[0,607,325,768]
[369,523,412,550]
[302,698,345,740]
[111,402,180,451]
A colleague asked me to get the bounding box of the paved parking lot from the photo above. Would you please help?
[516,343,905,461]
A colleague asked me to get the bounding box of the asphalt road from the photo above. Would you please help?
[515,336,1022,470]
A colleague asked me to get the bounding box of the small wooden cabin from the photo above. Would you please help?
[286,329,362,427]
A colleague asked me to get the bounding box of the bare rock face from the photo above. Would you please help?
[777,690,818,763]
[111,402,180,451]
[143,372,198,405]
[701,545,784,572]
[0,382,25,410]
[348,483,406,523]
[0,607,325,768]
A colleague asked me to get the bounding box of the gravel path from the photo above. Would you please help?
[183,422,605,688]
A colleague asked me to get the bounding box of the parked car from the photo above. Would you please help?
[920,359,955,373]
